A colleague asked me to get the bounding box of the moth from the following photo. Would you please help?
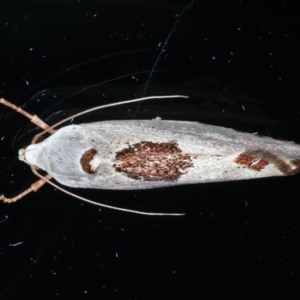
[1,96,300,215]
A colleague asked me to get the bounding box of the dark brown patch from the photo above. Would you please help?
[80,148,98,174]
[252,159,269,171]
[290,159,300,175]
[114,141,193,181]
[234,149,299,175]
[234,152,269,171]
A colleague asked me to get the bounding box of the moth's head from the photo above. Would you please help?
[18,148,27,163]
[18,144,40,166]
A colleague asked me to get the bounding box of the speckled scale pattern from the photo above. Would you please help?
[114,141,194,181]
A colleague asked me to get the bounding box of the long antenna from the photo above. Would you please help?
[30,167,184,216]
[31,95,189,144]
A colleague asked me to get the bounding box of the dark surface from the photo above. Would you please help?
[0,1,299,299]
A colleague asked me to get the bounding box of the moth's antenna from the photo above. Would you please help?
[31,167,184,216]
[0,98,54,134]
[53,95,188,129]
[31,95,189,144]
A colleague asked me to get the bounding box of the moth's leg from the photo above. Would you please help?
[0,98,55,134]
[30,115,55,134]
[0,174,52,203]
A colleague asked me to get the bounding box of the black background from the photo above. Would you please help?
[0,0,299,299]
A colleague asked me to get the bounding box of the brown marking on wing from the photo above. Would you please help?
[234,152,269,171]
[252,159,269,171]
[80,148,98,174]
[234,149,300,175]
[290,159,300,175]
[114,141,194,181]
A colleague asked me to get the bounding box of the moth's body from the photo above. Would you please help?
[23,119,300,190]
